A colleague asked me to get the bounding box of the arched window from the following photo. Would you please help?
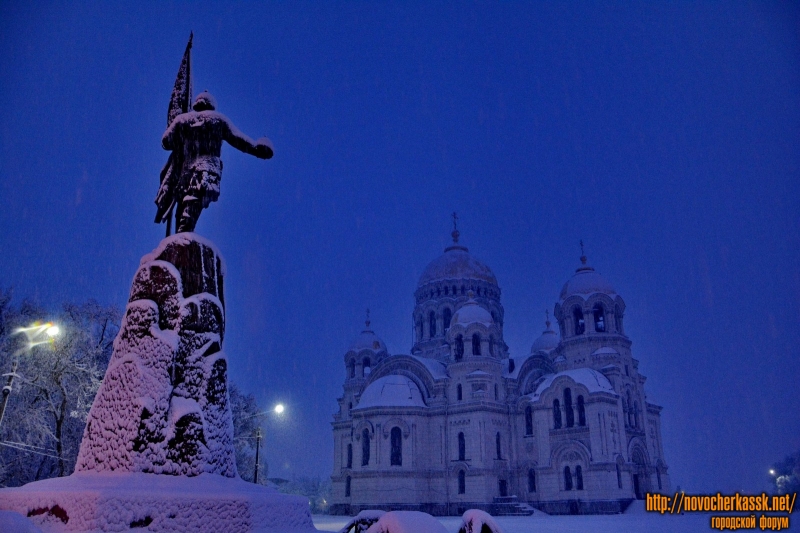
[457,384,463,401]
[593,303,605,332]
[458,470,466,494]
[577,395,586,426]
[626,391,633,427]
[525,406,533,435]
[633,401,639,429]
[429,311,437,337]
[472,333,481,355]
[576,465,584,490]
[362,357,371,377]
[390,427,402,466]
[495,432,502,459]
[345,476,351,497]
[346,443,352,468]
[564,466,573,490]
[616,463,623,488]
[564,388,574,428]
[348,360,355,379]
[443,308,452,333]
[553,399,562,429]
[527,469,536,492]
[361,429,370,466]
[573,307,585,335]
[494,384,498,401]
[455,335,464,361]
[458,432,465,461]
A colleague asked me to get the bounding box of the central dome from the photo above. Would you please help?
[418,245,498,288]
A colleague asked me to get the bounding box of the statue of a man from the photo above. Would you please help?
[160,91,273,233]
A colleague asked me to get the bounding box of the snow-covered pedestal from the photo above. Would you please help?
[0,234,315,533]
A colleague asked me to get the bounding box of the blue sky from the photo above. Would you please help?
[1,1,798,493]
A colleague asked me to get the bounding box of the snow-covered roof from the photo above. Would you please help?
[418,246,497,288]
[355,375,426,409]
[531,323,559,354]
[348,327,387,354]
[408,355,448,379]
[451,298,493,327]
[527,368,617,401]
[592,347,619,356]
[559,259,616,302]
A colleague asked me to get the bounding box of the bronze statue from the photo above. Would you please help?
[155,35,273,234]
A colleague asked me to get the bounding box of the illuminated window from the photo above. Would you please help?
[573,307,585,335]
[593,303,605,332]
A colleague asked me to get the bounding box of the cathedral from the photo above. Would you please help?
[329,227,670,516]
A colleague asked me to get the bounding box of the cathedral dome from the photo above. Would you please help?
[355,375,426,409]
[348,317,386,353]
[452,297,494,328]
[559,254,616,302]
[417,235,497,289]
[531,316,559,354]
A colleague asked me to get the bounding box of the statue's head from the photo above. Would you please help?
[193,91,217,112]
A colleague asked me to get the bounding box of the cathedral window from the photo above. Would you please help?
[576,465,584,490]
[457,384,463,401]
[348,360,355,379]
[626,391,633,427]
[346,443,352,468]
[472,333,481,356]
[564,388,574,428]
[345,476,351,497]
[573,307,585,335]
[429,311,437,337]
[489,335,495,356]
[361,429,370,466]
[443,308,452,333]
[444,286,449,295]
[593,303,606,332]
[616,463,623,488]
[458,470,466,494]
[553,399,562,429]
[528,469,536,492]
[458,432,466,461]
[495,432,502,459]
[633,401,639,429]
[455,335,464,361]
[564,466,573,490]
[390,427,402,466]
[362,358,371,377]
[494,384,498,400]
[525,406,533,435]
[577,395,586,426]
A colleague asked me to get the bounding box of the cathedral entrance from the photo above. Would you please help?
[498,479,508,497]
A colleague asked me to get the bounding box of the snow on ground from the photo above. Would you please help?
[312,509,722,533]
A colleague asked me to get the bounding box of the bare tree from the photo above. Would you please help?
[0,294,120,486]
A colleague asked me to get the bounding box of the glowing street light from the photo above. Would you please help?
[0,322,60,431]
[253,403,286,485]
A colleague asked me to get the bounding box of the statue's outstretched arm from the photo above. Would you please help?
[224,120,273,160]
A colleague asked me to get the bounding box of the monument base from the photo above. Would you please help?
[0,473,316,533]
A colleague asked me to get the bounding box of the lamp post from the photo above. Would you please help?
[251,402,285,484]
[0,322,60,432]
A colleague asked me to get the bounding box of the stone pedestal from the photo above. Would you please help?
[0,234,315,532]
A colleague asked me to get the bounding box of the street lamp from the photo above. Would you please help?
[0,322,60,431]
[251,403,286,484]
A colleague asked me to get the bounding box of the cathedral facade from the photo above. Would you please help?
[329,231,670,515]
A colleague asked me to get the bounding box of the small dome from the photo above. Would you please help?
[531,317,559,354]
[559,254,616,302]
[451,297,494,328]
[348,317,386,353]
[355,375,426,409]
[418,237,497,288]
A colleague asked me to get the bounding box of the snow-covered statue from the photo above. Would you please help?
[157,91,273,233]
